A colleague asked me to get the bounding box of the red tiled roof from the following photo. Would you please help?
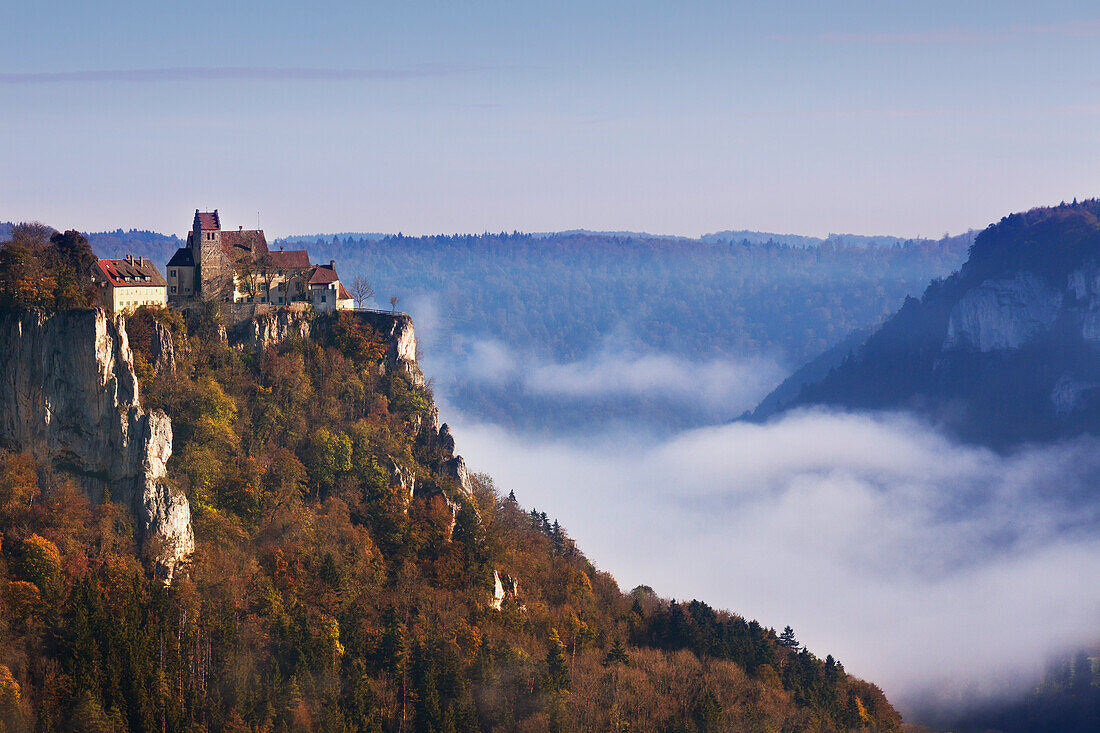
[94,257,167,288]
[308,263,340,285]
[220,230,269,264]
[194,210,220,230]
[269,250,310,269]
[337,283,352,301]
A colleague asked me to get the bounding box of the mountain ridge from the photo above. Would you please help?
[752,200,1100,447]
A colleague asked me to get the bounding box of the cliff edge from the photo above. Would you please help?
[0,308,193,579]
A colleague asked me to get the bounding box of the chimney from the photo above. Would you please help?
[329,260,335,269]
[239,225,243,231]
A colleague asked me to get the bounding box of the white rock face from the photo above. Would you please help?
[490,570,505,611]
[1066,262,1100,343]
[0,309,194,580]
[385,454,416,500]
[239,310,425,386]
[444,455,474,498]
[944,272,1063,351]
[245,309,312,350]
[358,312,424,386]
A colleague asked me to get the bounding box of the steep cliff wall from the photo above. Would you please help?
[236,309,424,386]
[0,309,193,579]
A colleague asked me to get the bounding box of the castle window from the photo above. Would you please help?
[171,286,177,293]
[170,269,176,277]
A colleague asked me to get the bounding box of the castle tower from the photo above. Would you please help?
[192,209,223,296]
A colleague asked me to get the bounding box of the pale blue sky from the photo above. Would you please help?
[2,1,1099,237]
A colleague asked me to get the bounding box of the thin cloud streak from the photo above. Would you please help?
[0,64,488,84]
[769,19,1100,44]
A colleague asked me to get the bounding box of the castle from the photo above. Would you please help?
[165,209,353,311]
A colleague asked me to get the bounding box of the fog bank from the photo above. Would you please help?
[444,407,1100,711]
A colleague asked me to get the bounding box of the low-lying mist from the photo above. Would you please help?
[441,404,1100,716]
[409,295,789,433]
[409,294,1100,718]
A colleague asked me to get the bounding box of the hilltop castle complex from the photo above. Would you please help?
[161,209,352,312]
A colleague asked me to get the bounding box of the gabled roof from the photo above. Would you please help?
[194,210,220,230]
[269,250,310,269]
[307,262,340,285]
[220,229,269,265]
[337,283,352,301]
[166,247,195,267]
[94,257,167,288]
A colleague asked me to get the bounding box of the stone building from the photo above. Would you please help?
[92,255,168,313]
[166,209,353,310]
[307,261,355,312]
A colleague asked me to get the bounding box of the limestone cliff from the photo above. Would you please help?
[0,309,193,579]
[754,201,1100,446]
[235,309,424,386]
[942,272,1064,352]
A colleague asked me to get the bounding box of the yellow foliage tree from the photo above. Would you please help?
[14,535,61,594]
[0,664,22,727]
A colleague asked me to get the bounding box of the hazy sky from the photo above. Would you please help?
[3,1,1100,237]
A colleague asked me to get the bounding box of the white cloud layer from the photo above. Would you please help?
[444,407,1100,712]
[423,333,786,421]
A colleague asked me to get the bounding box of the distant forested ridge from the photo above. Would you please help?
[72,223,972,432]
[275,230,972,363]
[81,228,183,266]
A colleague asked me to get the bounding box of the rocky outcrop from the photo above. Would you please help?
[148,318,178,374]
[443,456,473,498]
[384,454,416,500]
[356,312,424,386]
[231,309,425,387]
[943,272,1063,352]
[752,201,1100,446]
[238,308,313,351]
[489,569,521,611]
[490,570,506,610]
[0,309,193,580]
[436,423,474,499]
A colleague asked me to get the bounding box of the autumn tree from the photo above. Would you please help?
[546,628,570,690]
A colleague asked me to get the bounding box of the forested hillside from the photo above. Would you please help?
[0,300,901,731]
